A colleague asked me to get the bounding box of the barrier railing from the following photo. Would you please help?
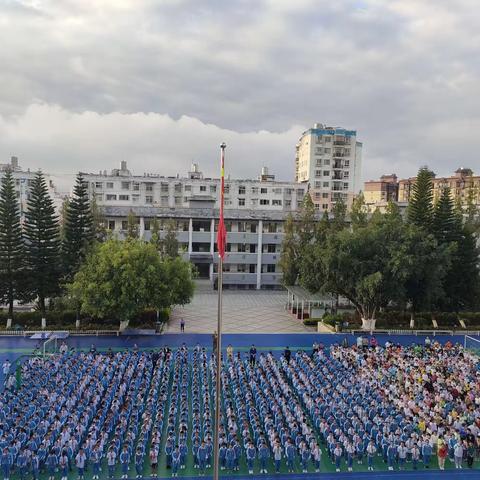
[0,329,121,337]
[349,329,480,337]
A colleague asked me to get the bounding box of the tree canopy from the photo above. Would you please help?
[68,239,194,323]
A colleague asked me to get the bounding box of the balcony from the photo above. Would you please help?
[333,140,346,146]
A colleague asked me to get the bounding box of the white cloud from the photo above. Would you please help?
[1,0,480,188]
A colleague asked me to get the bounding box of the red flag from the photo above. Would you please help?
[216,143,227,260]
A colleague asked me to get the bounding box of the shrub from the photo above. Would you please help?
[303,318,320,326]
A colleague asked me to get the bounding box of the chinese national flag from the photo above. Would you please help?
[216,144,227,260]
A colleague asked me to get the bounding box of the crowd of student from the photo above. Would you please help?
[0,340,478,480]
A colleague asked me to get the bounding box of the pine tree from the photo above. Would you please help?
[150,218,162,251]
[91,197,108,242]
[433,187,458,244]
[407,167,434,230]
[331,198,347,232]
[0,169,25,321]
[24,171,61,319]
[62,173,94,283]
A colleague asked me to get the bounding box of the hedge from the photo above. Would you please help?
[0,308,170,331]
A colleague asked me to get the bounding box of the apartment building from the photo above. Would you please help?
[0,156,63,216]
[364,174,399,211]
[295,123,362,211]
[82,162,307,290]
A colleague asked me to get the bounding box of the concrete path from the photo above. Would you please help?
[169,291,316,333]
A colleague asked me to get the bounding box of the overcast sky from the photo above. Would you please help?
[1,0,479,191]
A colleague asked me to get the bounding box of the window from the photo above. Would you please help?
[267,244,276,253]
[146,195,153,204]
[174,184,182,193]
[121,221,128,230]
[323,182,329,188]
[324,159,330,165]
[324,136,331,143]
[144,220,151,231]
[324,148,331,154]
[121,181,130,190]
[267,223,277,233]
[272,188,282,194]
[322,192,329,198]
[249,244,257,253]
[272,199,282,206]
[249,264,256,274]
[119,194,129,201]
[285,188,293,195]
[108,220,115,230]
[266,264,276,273]
[315,170,322,177]
[106,194,117,201]
[146,183,153,192]
[95,182,103,189]
[95,193,103,201]
[323,171,330,176]
[344,160,350,167]
[132,194,140,202]
[322,204,329,210]
[210,185,217,193]
[251,199,258,206]
[160,183,169,193]
[260,199,270,205]
[344,182,349,190]
[184,185,191,192]
[133,182,140,191]
[106,182,114,189]
[160,196,169,206]
[314,203,320,210]
[200,185,206,192]
[260,188,268,194]
[285,200,291,207]
[316,147,323,154]
[250,223,257,233]
[224,184,230,194]
[251,187,258,194]
[316,159,322,167]
[238,198,245,206]
[343,171,349,179]
[238,243,246,252]
[238,222,247,232]
[237,264,247,273]
[238,186,246,195]
[297,189,304,196]
[174,196,182,205]
[314,181,321,189]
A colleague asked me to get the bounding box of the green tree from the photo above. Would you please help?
[331,197,347,232]
[150,218,162,250]
[433,187,458,245]
[126,211,139,239]
[407,167,434,230]
[279,214,299,286]
[24,172,61,319]
[0,169,25,321]
[62,173,94,282]
[350,193,368,229]
[68,239,194,323]
[91,197,108,242]
[162,219,179,258]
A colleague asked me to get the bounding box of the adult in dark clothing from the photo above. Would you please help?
[249,345,257,366]
[284,347,291,363]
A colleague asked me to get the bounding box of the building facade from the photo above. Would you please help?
[295,123,362,211]
[364,168,480,212]
[364,174,399,211]
[0,156,63,216]
[82,162,307,290]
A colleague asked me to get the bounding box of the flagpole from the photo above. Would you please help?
[213,142,226,480]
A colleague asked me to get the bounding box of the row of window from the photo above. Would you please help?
[91,181,304,197]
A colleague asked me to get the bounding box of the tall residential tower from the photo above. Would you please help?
[295,123,362,210]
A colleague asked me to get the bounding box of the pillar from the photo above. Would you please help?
[188,218,193,255]
[256,220,263,289]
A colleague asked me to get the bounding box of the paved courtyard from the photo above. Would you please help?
[168,290,323,333]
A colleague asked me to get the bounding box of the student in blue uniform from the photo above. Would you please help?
[91,447,101,480]
[164,440,173,470]
[59,451,69,480]
[16,449,27,480]
[31,452,40,480]
[258,442,269,474]
[134,446,144,479]
[198,441,207,475]
[119,445,130,479]
[106,448,116,479]
[171,446,180,478]
[75,448,87,480]
[422,440,432,469]
[1,448,13,480]
[246,442,256,475]
[46,450,58,480]
[285,440,295,473]
[273,442,282,473]
[192,441,199,470]
[333,443,343,473]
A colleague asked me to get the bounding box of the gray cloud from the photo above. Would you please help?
[1,0,479,188]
